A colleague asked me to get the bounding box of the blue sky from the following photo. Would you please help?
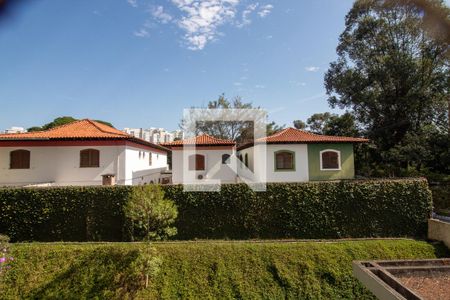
[1,0,361,131]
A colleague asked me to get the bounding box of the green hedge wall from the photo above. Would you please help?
[164,179,432,239]
[0,179,432,242]
[0,186,132,242]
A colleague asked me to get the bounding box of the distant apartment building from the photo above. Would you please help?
[123,128,184,144]
[2,127,26,134]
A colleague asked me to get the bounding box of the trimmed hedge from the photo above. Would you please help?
[1,240,448,299]
[0,179,432,242]
[0,187,132,242]
[164,179,432,239]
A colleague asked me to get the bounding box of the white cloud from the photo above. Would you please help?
[255,84,265,89]
[128,0,274,50]
[233,82,242,86]
[258,4,273,17]
[236,3,258,27]
[173,0,241,50]
[127,0,138,8]
[305,66,320,72]
[134,28,150,38]
[152,6,173,24]
[297,93,326,104]
[290,80,306,87]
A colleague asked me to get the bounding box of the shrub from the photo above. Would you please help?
[125,185,178,241]
[430,183,450,210]
[164,178,432,239]
[0,186,132,242]
[0,178,432,241]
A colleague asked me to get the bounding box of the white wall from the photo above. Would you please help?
[238,144,309,183]
[171,148,237,184]
[0,145,168,186]
[123,146,168,185]
[0,146,122,186]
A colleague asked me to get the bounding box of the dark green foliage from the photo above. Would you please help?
[431,183,450,211]
[164,179,432,240]
[0,240,447,299]
[325,0,450,177]
[0,179,432,242]
[125,185,178,241]
[0,186,132,242]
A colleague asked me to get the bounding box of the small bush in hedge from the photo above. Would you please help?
[125,185,178,241]
[0,178,432,241]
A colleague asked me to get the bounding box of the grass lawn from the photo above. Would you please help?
[1,239,448,299]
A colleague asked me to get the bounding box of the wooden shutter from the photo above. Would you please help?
[80,149,100,168]
[322,151,339,169]
[10,150,30,169]
[189,154,205,170]
[195,154,205,170]
[275,151,294,170]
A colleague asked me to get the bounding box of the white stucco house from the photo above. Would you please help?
[162,134,237,184]
[0,119,170,186]
[237,127,368,182]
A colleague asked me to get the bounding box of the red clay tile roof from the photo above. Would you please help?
[162,134,235,147]
[0,119,169,152]
[0,119,129,140]
[238,127,368,150]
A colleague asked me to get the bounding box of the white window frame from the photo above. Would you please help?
[319,149,341,171]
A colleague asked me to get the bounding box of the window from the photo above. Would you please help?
[149,152,152,166]
[244,153,249,167]
[80,149,100,168]
[188,154,205,171]
[222,154,231,164]
[10,150,30,169]
[275,150,295,171]
[320,150,341,170]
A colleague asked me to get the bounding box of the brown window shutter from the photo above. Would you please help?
[189,154,205,171]
[275,151,294,170]
[91,149,99,167]
[10,150,30,169]
[196,155,205,170]
[322,151,339,169]
[80,149,100,168]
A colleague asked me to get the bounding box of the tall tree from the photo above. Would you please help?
[303,112,360,137]
[181,94,282,145]
[325,0,449,172]
[293,120,306,130]
[306,113,333,134]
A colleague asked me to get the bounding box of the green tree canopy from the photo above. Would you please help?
[181,94,284,145]
[325,0,450,176]
[325,0,449,150]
